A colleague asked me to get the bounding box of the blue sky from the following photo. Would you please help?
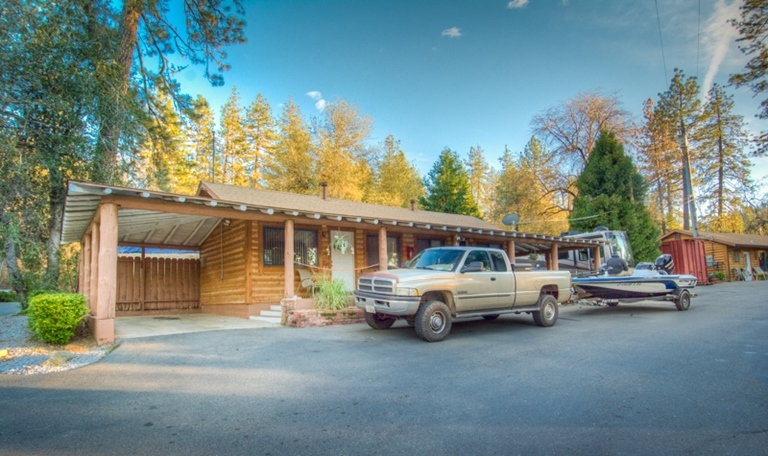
[180,0,767,191]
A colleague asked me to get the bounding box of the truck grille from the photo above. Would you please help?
[357,276,396,295]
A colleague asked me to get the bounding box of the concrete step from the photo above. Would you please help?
[269,305,281,311]
[250,316,281,324]
[260,310,281,318]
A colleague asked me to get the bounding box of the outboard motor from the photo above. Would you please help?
[654,254,674,274]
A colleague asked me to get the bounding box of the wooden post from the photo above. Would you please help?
[507,241,516,264]
[593,246,602,270]
[378,227,388,271]
[89,224,100,314]
[284,219,295,298]
[82,235,92,308]
[93,203,118,344]
[550,244,559,270]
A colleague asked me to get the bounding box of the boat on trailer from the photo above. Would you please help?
[570,254,697,311]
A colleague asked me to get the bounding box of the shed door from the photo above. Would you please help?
[331,230,356,292]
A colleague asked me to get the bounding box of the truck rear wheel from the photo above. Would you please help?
[532,295,558,327]
[414,300,452,342]
[365,312,396,329]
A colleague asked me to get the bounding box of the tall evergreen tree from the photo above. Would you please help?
[188,96,218,184]
[420,148,481,217]
[464,145,494,217]
[656,69,701,231]
[729,0,768,155]
[263,99,315,194]
[696,83,753,233]
[243,93,276,188]
[219,87,249,186]
[571,131,660,262]
[370,135,425,207]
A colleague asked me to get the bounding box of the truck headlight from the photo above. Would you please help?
[396,288,419,297]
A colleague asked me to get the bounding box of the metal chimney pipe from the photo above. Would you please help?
[320,182,328,200]
[410,199,416,211]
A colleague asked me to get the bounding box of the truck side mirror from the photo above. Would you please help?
[461,261,484,273]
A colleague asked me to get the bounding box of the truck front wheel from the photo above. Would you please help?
[532,295,559,327]
[414,300,452,342]
[365,312,397,329]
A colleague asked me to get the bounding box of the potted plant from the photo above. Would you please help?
[331,233,354,255]
[709,271,726,283]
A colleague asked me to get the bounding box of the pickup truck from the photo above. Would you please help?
[354,246,572,342]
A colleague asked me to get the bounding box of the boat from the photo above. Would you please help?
[571,273,697,300]
[571,254,697,301]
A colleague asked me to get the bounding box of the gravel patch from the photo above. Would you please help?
[0,314,116,375]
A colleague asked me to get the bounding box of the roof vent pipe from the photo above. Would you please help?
[320,182,328,200]
[410,199,416,211]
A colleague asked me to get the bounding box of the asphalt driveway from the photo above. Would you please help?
[1,281,767,455]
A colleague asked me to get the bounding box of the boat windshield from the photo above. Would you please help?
[605,232,636,267]
[405,249,464,272]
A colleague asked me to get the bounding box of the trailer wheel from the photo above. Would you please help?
[414,300,452,342]
[482,314,499,320]
[607,302,619,307]
[365,312,396,329]
[675,289,691,311]
[532,295,559,327]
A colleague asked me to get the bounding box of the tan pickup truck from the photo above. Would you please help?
[354,246,572,342]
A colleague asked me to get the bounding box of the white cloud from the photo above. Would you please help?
[507,0,529,8]
[306,91,326,111]
[701,0,740,98]
[441,27,462,38]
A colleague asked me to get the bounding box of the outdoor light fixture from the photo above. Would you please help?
[222,219,230,227]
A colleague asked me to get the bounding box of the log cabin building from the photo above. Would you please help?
[660,230,768,282]
[62,180,608,344]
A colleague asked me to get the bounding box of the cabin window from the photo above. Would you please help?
[263,227,318,267]
[733,250,741,263]
[367,235,400,268]
[416,238,445,253]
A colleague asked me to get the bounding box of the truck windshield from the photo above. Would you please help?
[406,249,464,272]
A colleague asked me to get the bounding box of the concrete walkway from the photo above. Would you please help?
[115,313,280,339]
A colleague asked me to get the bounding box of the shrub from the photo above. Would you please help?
[27,293,89,344]
[313,274,351,310]
[0,290,18,302]
[712,271,726,281]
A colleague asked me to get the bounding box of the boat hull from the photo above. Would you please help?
[572,275,697,300]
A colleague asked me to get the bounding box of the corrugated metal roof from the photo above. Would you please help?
[62,180,607,254]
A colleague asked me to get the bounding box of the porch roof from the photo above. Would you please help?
[661,230,768,249]
[62,180,607,254]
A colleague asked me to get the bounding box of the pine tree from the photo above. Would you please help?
[464,145,494,217]
[571,131,660,262]
[696,83,753,233]
[219,87,249,186]
[370,135,425,207]
[188,96,218,183]
[243,93,277,188]
[656,69,701,231]
[263,99,315,193]
[313,100,374,201]
[420,148,481,217]
[635,99,683,234]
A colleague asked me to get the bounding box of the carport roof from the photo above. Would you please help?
[62,180,607,254]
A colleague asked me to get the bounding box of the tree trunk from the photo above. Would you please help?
[94,0,141,183]
[45,191,65,287]
[4,236,25,307]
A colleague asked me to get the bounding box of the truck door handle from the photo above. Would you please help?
[490,277,496,281]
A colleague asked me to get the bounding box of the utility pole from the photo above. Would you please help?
[678,129,698,238]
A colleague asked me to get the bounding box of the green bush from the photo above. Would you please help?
[712,271,726,281]
[0,290,18,302]
[27,293,89,344]
[312,274,351,310]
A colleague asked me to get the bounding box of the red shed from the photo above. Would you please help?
[660,238,708,283]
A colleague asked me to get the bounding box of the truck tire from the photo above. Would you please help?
[365,312,396,329]
[414,300,452,342]
[674,289,691,311]
[532,294,558,327]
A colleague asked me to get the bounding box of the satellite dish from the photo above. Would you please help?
[502,214,519,227]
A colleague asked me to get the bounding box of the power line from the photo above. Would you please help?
[696,0,701,80]
[654,0,668,84]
